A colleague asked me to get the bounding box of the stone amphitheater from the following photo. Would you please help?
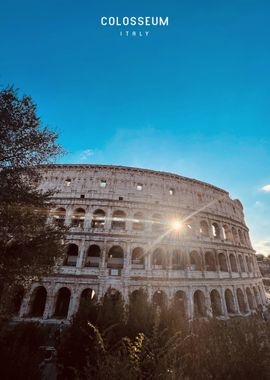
[18,164,267,322]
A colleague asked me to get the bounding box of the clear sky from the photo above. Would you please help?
[1,0,270,254]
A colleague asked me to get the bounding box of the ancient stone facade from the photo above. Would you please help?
[18,164,267,322]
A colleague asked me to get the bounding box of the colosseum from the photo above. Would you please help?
[18,164,267,322]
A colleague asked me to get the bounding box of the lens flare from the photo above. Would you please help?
[171,220,182,230]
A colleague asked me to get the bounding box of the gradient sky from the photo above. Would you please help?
[1,0,270,254]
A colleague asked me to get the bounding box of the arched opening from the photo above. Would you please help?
[111,210,126,230]
[71,208,85,228]
[129,289,148,323]
[222,225,232,241]
[53,207,66,226]
[107,246,124,269]
[200,221,209,237]
[238,229,245,245]
[229,254,238,272]
[237,288,248,314]
[91,209,105,228]
[218,252,228,272]
[205,251,216,271]
[232,227,238,243]
[246,256,253,273]
[239,255,245,272]
[85,244,101,267]
[210,289,223,316]
[79,288,96,313]
[152,248,166,268]
[133,212,144,231]
[12,285,25,315]
[54,287,71,318]
[130,289,147,304]
[212,223,220,239]
[253,286,261,307]
[64,243,79,266]
[152,290,167,309]
[29,286,47,317]
[190,250,202,271]
[131,247,144,268]
[225,289,235,314]
[152,214,163,232]
[246,288,255,310]
[102,288,124,325]
[193,290,207,318]
[185,220,193,236]
[173,290,187,318]
[172,250,185,270]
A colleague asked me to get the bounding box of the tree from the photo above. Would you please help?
[0,86,66,319]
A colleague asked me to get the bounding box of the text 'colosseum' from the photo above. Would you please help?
[18,164,267,322]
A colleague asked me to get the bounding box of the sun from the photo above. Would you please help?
[171,220,182,231]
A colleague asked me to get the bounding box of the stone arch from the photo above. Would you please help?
[229,253,238,272]
[53,207,66,226]
[253,286,261,307]
[172,249,185,270]
[107,245,124,269]
[238,229,245,245]
[232,227,238,243]
[185,220,193,236]
[246,256,253,273]
[205,251,216,271]
[225,289,236,314]
[85,244,101,267]
[64,243,79,266]
[112,210,126,230]
[190,250,202,271]
[246,287,255,310]
[129,288,148,307]
[133,212,144,231]
[54,287,71,318]
[131,247,144,267]
[104,288,123,305]
[79,288,96,312]
[173,290,187,318]
[12,285,25,315]
[238,254,245,272]
[200,221,209,237]
[212,223,220,239]
[71,208,85,227]
[237,288,248,314]
[152,248,166,268]
[210,289,223,316]
[222,225,232,241]
[91,209,105,228]
[218,252,228,272]
[193,290,207,318]
[152,290,168,308]
[29,286,47,317]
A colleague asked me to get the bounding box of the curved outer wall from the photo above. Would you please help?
[18,165,266,321]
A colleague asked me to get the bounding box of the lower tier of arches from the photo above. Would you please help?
[16,277,267,322]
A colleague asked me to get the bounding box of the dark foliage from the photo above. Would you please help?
[0,87,66,319]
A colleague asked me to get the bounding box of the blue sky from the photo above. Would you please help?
[1,0,270,254]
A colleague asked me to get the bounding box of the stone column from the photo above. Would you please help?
[44,285,57,319]
[105,208,112,231]
[220,287,228,318]
[19,290,32,318]
[205,287,212,318]
[187,286,193,320]
[77,239,86,268]
[67,287,80,320]
[65,206,73,226]
[232,286,240,314]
